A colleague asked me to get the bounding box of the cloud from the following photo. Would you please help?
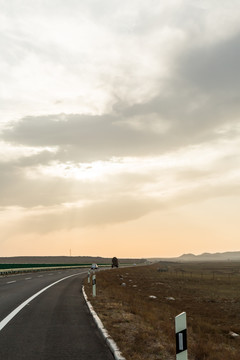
[1,0,240,249]
[1,197,162,236]
[3,26,240,163]
[0,161,71,207]
[2,176,240,238]
[2,113,168,161]
[2,0,240,140]
[179,31,240,92]
[122,31,240,146]
[3,92,240,165]
[0,153,162,207]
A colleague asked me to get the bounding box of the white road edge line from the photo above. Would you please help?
[6,281,16,284]
[82,286,126,360]
[0,272,83,332]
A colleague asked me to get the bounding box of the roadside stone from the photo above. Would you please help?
[229,331,240,338]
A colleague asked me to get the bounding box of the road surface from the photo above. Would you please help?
[0,269,114,359]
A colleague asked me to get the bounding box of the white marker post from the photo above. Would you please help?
[175,312,188,360]
[88,270,90,283]
[92,273,96,297]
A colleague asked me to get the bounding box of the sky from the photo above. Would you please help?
[0,0,240,258]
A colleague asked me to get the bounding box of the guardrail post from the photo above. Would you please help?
[88,270,91,283]
[175,312,188,360]
[92,273,96,297]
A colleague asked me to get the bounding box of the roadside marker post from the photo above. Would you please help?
[88,270,90,283]
[175,312,188,360]
[92,273,96,297]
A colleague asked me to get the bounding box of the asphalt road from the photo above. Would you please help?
[0,269,114,359]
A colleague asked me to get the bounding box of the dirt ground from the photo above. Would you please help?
[84,262,240,360]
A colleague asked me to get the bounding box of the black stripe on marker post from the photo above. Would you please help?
[176,329,187,354]
[92,274,96,297]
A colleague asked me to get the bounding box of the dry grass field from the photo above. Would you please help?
[84,261,240,360]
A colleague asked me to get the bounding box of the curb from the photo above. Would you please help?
[82,286,126,360]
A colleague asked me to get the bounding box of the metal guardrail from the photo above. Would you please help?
[0,264,112,276]
[0,262,139,276]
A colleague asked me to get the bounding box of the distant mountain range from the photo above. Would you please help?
[149,251,240,262]
[177,251,240,261]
